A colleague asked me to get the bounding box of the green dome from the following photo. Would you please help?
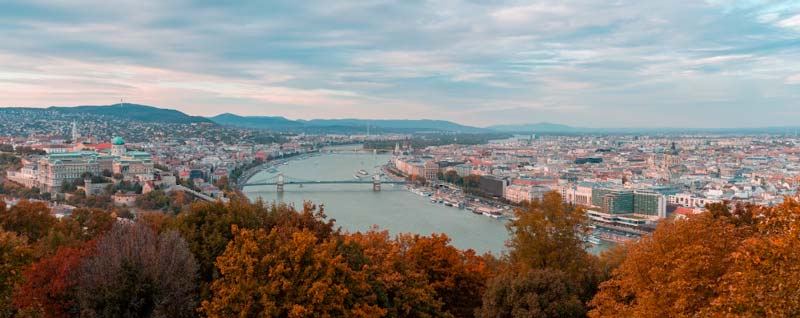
[111,137,125,145]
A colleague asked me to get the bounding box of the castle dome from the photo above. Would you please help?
[111,137,125,145]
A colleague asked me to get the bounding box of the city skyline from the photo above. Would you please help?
[1,1,799,127]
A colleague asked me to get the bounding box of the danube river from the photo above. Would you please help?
[243,146,509,254]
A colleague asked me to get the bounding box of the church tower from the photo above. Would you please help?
[71,122,80,143]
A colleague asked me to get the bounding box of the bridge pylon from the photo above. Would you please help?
[373,174,381,192]
[277,173,284,193]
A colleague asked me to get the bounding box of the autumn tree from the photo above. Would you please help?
[174,199,335,299]
[0,200,56,242]
[702,199,800,317]
[588,211,751,318]
[343,230,446,318]
[76,223,198,318]
[201,226,385,318]
[36,209,114,255]
[14,241,94,318]
[398,233,492,318]
[0,230,33,318]
[480,191,601,318]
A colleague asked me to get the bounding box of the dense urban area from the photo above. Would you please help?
[1,106,799,317]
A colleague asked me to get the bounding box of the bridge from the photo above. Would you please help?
[174,185,228,203]
[242,173,408,192]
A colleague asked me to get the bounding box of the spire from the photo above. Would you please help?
[71,122,80,143]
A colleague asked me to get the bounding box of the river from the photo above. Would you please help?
[244,145,609,255]
[243,145,510,254]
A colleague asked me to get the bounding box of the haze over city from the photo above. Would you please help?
[2,1,799,127]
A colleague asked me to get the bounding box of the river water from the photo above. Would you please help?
[243,146,509,254]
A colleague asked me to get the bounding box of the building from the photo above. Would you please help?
[592,186,667,218]
[633,190,667,218]
[113,192,139,207]
[6,137,154,193]
[36,151,102,193]
[423,160,439,182]
[479,175,508,197]
[562,184,593,206]
[505,184,551,203]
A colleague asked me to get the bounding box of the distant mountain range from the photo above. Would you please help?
[4,104,799,135]
[489,122,800,134]
[488,122,578,133]
[210,113,485,133]
[46,104,213,124]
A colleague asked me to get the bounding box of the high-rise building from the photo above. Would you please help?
[592,186,667,218]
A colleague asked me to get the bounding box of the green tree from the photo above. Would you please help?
[478,269,585,318]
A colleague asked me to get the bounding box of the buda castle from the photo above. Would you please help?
[8,136,154,194]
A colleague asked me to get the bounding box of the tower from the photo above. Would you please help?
[277,173,284,193]
[373,173,381,192]
[84,178,93,196]
[71,122,80,143]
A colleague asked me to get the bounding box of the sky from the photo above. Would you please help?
[0,1,799,128]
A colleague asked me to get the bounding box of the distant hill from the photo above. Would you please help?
[211,115,485,133]
[301,119,484,132]
[488,122,580,133]
[48,104,212,124]
[209,113,302,130]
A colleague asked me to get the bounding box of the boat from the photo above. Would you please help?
[353,175,361,180]
[587,236,602,245]
[483,211,503,219]
[358,169,368,176]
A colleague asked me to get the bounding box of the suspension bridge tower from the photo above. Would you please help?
[373,174,381,192]
[277,173,284,193]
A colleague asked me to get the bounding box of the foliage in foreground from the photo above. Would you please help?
[2,193,800,318]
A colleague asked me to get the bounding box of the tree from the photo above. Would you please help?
[462,175,480,190]
[479,191,601,318]
[201,226,384,318]
[76,223,198,318]
[14,241,94,318]
[343,230,447,318]
[0,200,57,243]
[702,199,800,317]
[478,269,585,318]
[407,174,427,185]
[0,230,33,318]
[443,171,462,185]
[37,209,114,255]
[174,199,335,299]
[398,233,492,318]
[506,192,599,298]
[588,212,749,318]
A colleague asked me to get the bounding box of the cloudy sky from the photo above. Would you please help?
[0,1,799,127]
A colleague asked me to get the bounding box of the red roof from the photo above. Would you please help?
[674,207,695,216]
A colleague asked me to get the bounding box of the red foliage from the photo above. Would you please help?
[14,241,94,318]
